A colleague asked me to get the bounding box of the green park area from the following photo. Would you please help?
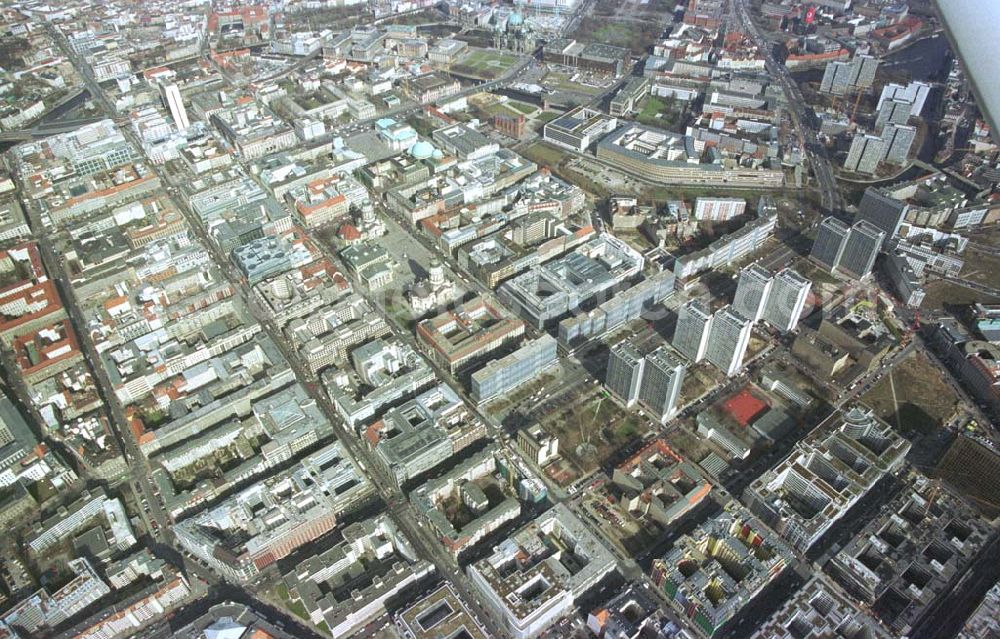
[453,49,521,79]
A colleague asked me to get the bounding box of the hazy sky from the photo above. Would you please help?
[936,0,1000,131]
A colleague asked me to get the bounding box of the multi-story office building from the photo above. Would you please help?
[608,439,712,536]
[211,101,296,160]
[326,338,434,428]
[587,586,667,639]
[470,334,558,402]
[1,558,111,633]
[684,0,726,27]
[812,218,884,279]
[542,106,619,152]
[0,199,29,243]
[558,270,675,348]
[78,579,200,639]
[881,122,916,165]
[597,125,785,189]
[432,123,499,161]
[174,442,371,582]
[650,503,793,638]
[884,250,926,307]
[416,297,525,374]
[957,583,1000,639]
[856,187,907,243]
[541,38,629,75]
[609,76,650,117]
[844,133,885,174]
[367,384,486,487]
[638,346,686,423]
[286,514,434,637]
[232,235,309,284]
[189,171,268,220]
[826,474,992,637]
[810,217,851,271]
[875,97,912,133]
[396,584,489,639]
[606,340,645,407]
[0,391,42,483]
[28,489,136,554]
[672,213,778,280]
[673,299,713,362]
[159,82,190,131]
[291,300,390,376]
[838,220,884,278]
[468,504,616,639]
[285,172,368,229]
[500,234,643,329]
[410,447,521,557]
[153,383,335,519]
[751,576,890,639]
[820,55,879,95]
[762,268,812,333]
[705,306,753,377]
[877,80,930,117]
[693,197,747,221]
[894,239,965,278]
[734,264,774,322]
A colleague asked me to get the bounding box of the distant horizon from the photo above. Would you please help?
[936,0,1000,132]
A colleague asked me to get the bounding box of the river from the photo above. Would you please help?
[879,32,951,83]
[790,32,952,85]
[0,88,94,153]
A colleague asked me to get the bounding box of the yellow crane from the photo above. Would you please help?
[850,89,864,125]
[924,479,940,516]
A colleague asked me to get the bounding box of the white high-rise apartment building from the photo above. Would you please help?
[734,264,774,323]
[160,82,190,131]
[638,346,686,423]
[705,306,753,377]
[606,341,645,407]
[762,268,811,333]
[673,299,713,363]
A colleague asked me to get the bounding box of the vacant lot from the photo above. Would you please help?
[920,279,1000,311]
[477,98,538,120]
[792,255,840,287]
[541,70,607,96]
[519,141,570,168]
[861,352,960,435]
[680,363,723,404]
[476,101,517,118]
[958,249,1000,289]
[508,100,537,115]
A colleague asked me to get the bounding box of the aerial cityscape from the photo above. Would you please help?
[0,0,996,638]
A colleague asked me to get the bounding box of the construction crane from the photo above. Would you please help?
[849,89,863,124]
[500,447,518,490]
[923,479,940,516]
